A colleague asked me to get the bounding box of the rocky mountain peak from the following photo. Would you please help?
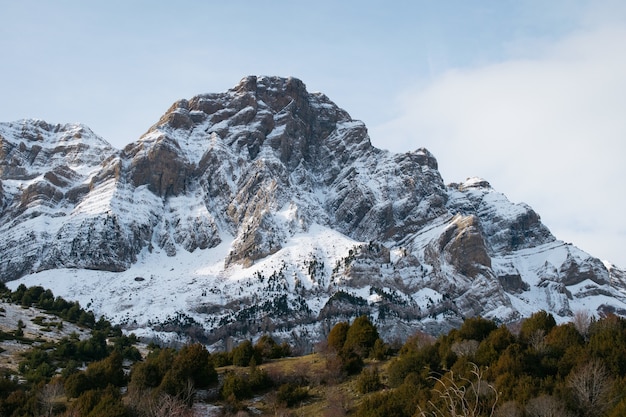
[2,77,626,346]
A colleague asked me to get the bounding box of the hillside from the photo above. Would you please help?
[3,285,626,417]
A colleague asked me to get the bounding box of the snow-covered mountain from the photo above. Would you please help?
[2,76,626,349]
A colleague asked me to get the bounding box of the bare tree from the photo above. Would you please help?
[417,363,498,417]
[149,394,196,417]
[38,378,64,417]
[567,358,614,417]
[451,340,479,357]
[494,401,523,417]
[528,329,547,353]
[572,310,591,339]
[127,380,196,417]
[526,395,574,417]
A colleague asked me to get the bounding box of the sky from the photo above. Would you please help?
[1,1,625,267]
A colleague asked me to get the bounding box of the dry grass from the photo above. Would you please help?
[215,354,391,416]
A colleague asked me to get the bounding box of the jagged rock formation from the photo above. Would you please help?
[2,76,626,347]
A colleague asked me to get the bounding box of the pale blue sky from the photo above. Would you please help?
[1,1,625,267]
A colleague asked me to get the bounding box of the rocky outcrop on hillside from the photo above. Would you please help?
[2,76,625,345]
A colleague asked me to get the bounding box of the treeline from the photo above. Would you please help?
[5,282,626,417]
[0,284,292,417]
[5,283,98,327]
[0,283,138,416]
[355,311,626,417]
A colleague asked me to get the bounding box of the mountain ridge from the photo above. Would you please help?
[2,75,625,348]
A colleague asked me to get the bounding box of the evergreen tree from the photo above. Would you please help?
[344,315,379,358]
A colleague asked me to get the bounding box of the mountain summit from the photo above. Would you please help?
[2,76,625,347]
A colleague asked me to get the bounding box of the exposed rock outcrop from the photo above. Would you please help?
[2,77,625,344]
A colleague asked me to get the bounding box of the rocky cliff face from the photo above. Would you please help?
[2,76,626,346]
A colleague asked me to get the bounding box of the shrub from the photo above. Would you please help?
[221,372,251,400]
[171,343,217,388]
[327,322,350,353]
[356,367,382,394]
[86,351,126,388]
[129,347,176,390]
[64,372,92,399]
[520,311,556,344]
[255,334,291,360]
[276,382,308,407]
[457,316,498,342]
[344,316,379,358]
[232,340,261,366]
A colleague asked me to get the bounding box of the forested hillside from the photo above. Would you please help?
[2,284,626,416]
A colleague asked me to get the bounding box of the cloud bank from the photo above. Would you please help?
[371,25,626,267]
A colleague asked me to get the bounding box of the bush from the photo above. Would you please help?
[221,372,252,400]
[171,343,217,388]
[86,351,126,388]
[340,349,364,375]
[344,316,379,358]
[356,367,382,394]
[457,316,498,342]
[327,322,350,353]
[276,382,308,407]
[255,334,291,360]
[68,386,129,417]
[64,372,92,399]
[520,311,556,344]
[129,347,176,390]
[232,340,261,366]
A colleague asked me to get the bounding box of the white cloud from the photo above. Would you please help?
[371,25,626,267]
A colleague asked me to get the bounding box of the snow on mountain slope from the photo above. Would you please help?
[3,76,626,348]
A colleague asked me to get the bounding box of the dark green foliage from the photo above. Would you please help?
[65,371,92,398]
[387,344,438,387]
[18,349,55,383]
[86,350,126,388]
[327,321,349,353]
[371,338,388,360]
[341,349,365,375]
[457,316,498,341]
[0,373,31,417]
[356,382,420,417]
[232,339,261,366]
[8,286,626,417]
[254,334,291,360]
[276,382,309,407]
[129,347,175,390]
[64,351,127,399]
[219,363,272,401]
[9,284,101,328]
[587,314,626,374]
[68,386,129,417]
[344,315,380,358]
[475,325,515,365]
[170,343,217,388]
[356,366,382,394]
[15,319,25,338]
[520,310,557,343]
[221,371,252,400]
[325,316,382,376]
[111,333,142,360]
[358,314,626,417]
[248,364,272,391]
[76,330,109,361]
[130,343,216,400]
[211,350,232,367]
[157,343,218,400]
